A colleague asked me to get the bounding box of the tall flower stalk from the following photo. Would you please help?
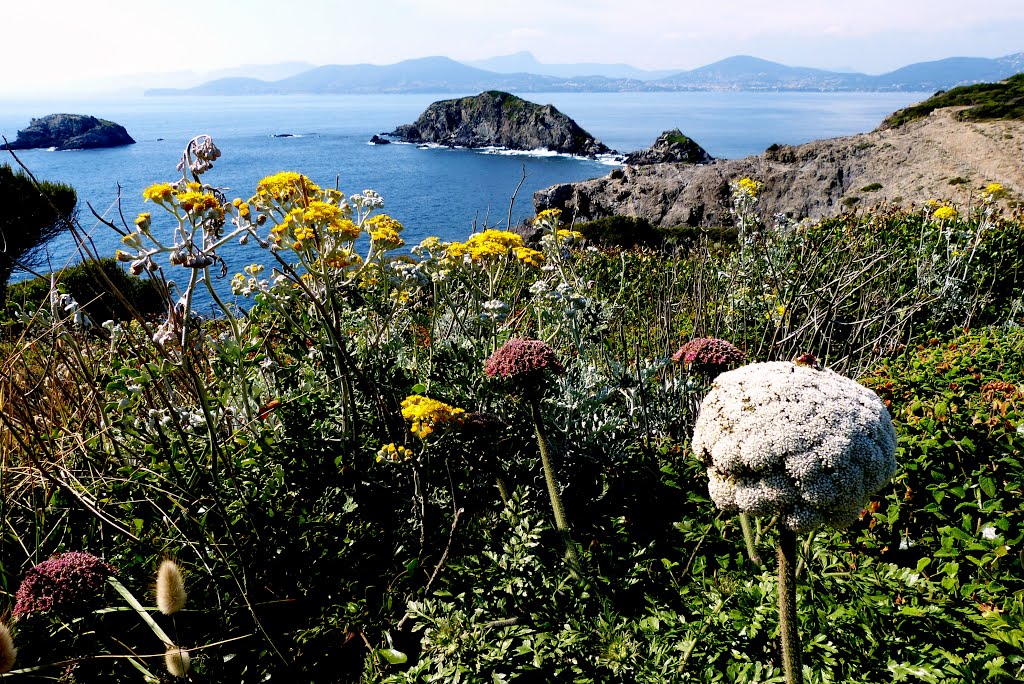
[691,361,897,684]
[485,338,580,570]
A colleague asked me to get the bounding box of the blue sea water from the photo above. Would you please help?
[0,91,927,297]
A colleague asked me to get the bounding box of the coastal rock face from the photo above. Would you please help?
[2,114,135,151]
[387,91,612,156]
[535,108,1024,226]
[623,129,714,165]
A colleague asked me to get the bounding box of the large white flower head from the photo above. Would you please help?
[691,361,897,532]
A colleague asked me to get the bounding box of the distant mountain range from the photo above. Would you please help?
[145,52,1024,96]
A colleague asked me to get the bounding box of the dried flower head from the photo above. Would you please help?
[460,411,507,439]
[484,338,565,395]
[671,337,746,371]
[165,647,191,677]
[691,361,897,532]
[13,552,116,616]
[0,621,16,674]
[156,560,187,615]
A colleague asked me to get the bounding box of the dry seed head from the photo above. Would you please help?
[0,621,16,674]
[165,647,191,677]
[156,559,186,615]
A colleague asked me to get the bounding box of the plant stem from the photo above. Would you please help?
[777,524,803,684]
[107,576,174,647]
[529,396,580,572]
[739,512,763,568]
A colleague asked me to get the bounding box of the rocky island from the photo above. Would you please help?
[622,129,713,166]
[1,114,135,151]
[536,88,1024,227]
[384,91,612,157]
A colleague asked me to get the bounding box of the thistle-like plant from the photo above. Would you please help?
[691,360,897,684]
[485,338,580,569]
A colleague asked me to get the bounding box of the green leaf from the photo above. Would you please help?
[980,477,996,497]
[377,648,408,665]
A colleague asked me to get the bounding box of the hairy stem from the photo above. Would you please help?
[529,396,580,572]
[777,524,803,684]
[739,512,763,568]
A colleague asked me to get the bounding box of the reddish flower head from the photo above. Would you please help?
[13,552,116,617]
[672,337,746,370]
[485,338,565,394]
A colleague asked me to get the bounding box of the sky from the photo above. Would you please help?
[3,0,1023,95]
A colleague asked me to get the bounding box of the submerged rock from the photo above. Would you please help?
[2,114,135,151]
[386,90,612,157]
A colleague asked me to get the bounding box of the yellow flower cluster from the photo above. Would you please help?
[400,395,465,439]
[176,190,221,213]
[232,198,251,218]
[255,172,321,203]
[142,183,175,203]
[533,208,562,224]
[514,246,545,267]
[321,250,363,270]
[736,177,763,197]
[445,229,543,267]
[134,212,151,230]
[985,183,1005,196]
[367,215,405,248]
[556,229,584,242]
[376,443,414,462]
[933,205,957,221]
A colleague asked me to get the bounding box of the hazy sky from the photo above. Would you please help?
[4,0,1023,94]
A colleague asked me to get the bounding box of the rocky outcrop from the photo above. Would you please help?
[2,114,135,151]
[623,129,713,165]
[535,108,1024,227]
[386,91,612,156]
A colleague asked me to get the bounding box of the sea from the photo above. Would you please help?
[0,91,928,302]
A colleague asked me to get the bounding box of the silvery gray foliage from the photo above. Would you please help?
[691,361,897,532]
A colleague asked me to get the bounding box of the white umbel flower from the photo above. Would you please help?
[692,361,897,532]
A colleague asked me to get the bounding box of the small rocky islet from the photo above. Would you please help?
[380,90,612,157]
[1,113,135,151]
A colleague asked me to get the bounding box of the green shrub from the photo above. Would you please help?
[1,258,164,326]
[0,163,77,304]
[576,215,662,248]
[883,73,1024,128]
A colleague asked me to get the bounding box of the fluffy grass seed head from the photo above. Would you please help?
[156,559,187,615]
[0,621,16,674]
[691,361,897,532]
[165,647,191,677]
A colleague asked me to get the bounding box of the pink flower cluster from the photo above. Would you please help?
[484,338,565,392]
[13,552,116,616]
[671,337,746,369]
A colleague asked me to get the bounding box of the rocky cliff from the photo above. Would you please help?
[2,114,135,151]
[534,108,1024,227]
[385,91,611,156]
